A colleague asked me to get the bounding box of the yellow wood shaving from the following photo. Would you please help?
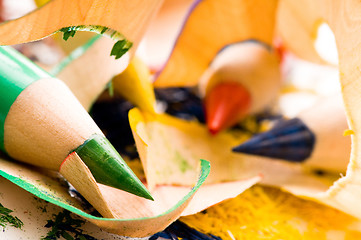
[34,0,49,7]
[181,185,361,239]
[343,129,354,136]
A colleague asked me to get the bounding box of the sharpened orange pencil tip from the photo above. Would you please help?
[205,81,251,135]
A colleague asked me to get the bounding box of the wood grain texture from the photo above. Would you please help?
[0,0,163,51]
[321,0,361,218]
[154,0,279,87]
[276,0,361,220]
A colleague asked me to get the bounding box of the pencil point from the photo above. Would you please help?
[204,81,251,134]
[232,118,315,163]
[74,134,153,200]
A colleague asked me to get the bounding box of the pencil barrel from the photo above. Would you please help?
[0,46,50,151]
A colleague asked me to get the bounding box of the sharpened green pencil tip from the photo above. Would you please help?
[74,134,153,201]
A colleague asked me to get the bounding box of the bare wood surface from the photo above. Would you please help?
[139,0,195,71]
[0,0,163,52]
[59,152,116,218]
[276,0,326,64]
[320,0,361,218]
[154,0,279,87]
[275,0,361,220]
[58,36,130,110]
[301,94,350,172]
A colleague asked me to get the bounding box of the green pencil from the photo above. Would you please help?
[0,46,153,200]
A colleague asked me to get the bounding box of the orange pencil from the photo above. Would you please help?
[199,41,282,134]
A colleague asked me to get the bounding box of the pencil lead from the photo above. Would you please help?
[74,134,153,200]
[204,81,251,135]
[232,118,315,163]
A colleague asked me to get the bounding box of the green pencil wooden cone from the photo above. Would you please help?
[74,134,153,200]
[0,46,153,201]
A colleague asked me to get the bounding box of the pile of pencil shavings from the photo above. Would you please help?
[1,0,361,239]
[91,83,361,240]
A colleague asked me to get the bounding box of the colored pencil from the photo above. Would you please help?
[199,41,281,134]
[0,46,152,200]
[233,94,350,172]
